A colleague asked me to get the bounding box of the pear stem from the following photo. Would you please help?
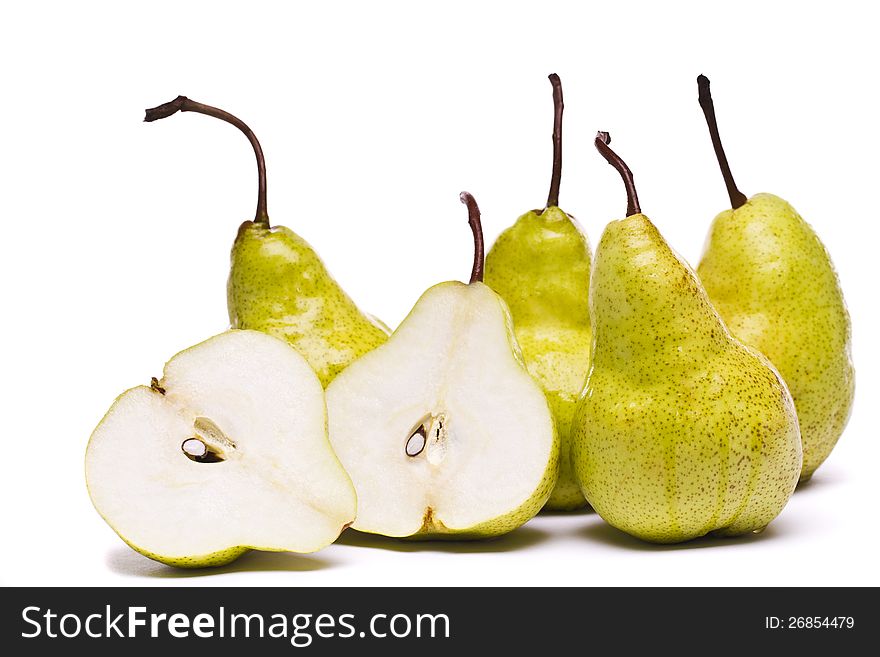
[459,192,484,284]
[144,96,270,225]
[594,132,641,216]
[697,75,747,210]
[546,73,564,208]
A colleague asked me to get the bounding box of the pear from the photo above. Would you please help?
[85,330,357,567]
[326,193,558,538]
[145,97,389,387]
[571,133,802,544]
[484,74,592,511]
[695,75,854,481]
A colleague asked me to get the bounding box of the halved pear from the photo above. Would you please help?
[326,193,558,539]
[85,330,356,567]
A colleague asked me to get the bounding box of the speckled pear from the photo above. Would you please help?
[228,223,389,386]
[694,76,854,481]
[570,133,802,544]
[485,74,592,510]
[145,96,388,387]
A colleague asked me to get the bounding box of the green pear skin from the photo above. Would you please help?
[572,213,803,543]
[142,96,389,389]
[485,207,591,510]
[229,222,389,387]
[697,193,854,481]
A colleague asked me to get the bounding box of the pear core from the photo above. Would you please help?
[405,413,447,462]
[180,417,236,463]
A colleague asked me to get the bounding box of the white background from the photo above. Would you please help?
[1,1,877,587]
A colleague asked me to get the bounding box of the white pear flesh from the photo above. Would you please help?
[85,330,356,567]
[327,282,557,538]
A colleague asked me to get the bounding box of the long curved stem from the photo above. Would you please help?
[594,132,641,217]
[459,192,484,284]
[546,73,564,208]
[144,96,269,225]
[697,75,747,210]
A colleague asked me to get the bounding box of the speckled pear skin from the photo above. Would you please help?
[485,206,591,510]
[697,194,854,481]
[571,213,802,544]
[120,537,322,569]
[123,540,247,569]
[228,222,389,387]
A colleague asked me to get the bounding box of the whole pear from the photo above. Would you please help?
[485,74,592,510]
[694,75,854,481]
[571,133,802,544]
[145,97,388,387]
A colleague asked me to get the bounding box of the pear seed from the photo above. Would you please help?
[406,427,427,457]
[181,438,225,463]
[182,438,208,458]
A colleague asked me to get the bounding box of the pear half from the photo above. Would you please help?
[326,194,558,539]
[85,330,356,567]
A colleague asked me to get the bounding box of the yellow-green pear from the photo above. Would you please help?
[695,75,854,481]
[571,133,802,544]
[327,193,558,539]
[485,74,592,511]
[145,97,388,387]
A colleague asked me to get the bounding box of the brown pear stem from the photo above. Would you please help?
[144,96,270,225]
[697,75,747,210]
[459,192,484,284]
[594,132,641,216]
[546,73,564,208]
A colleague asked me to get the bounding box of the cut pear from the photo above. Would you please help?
[85,330,356,567]
[326,281,558,539]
